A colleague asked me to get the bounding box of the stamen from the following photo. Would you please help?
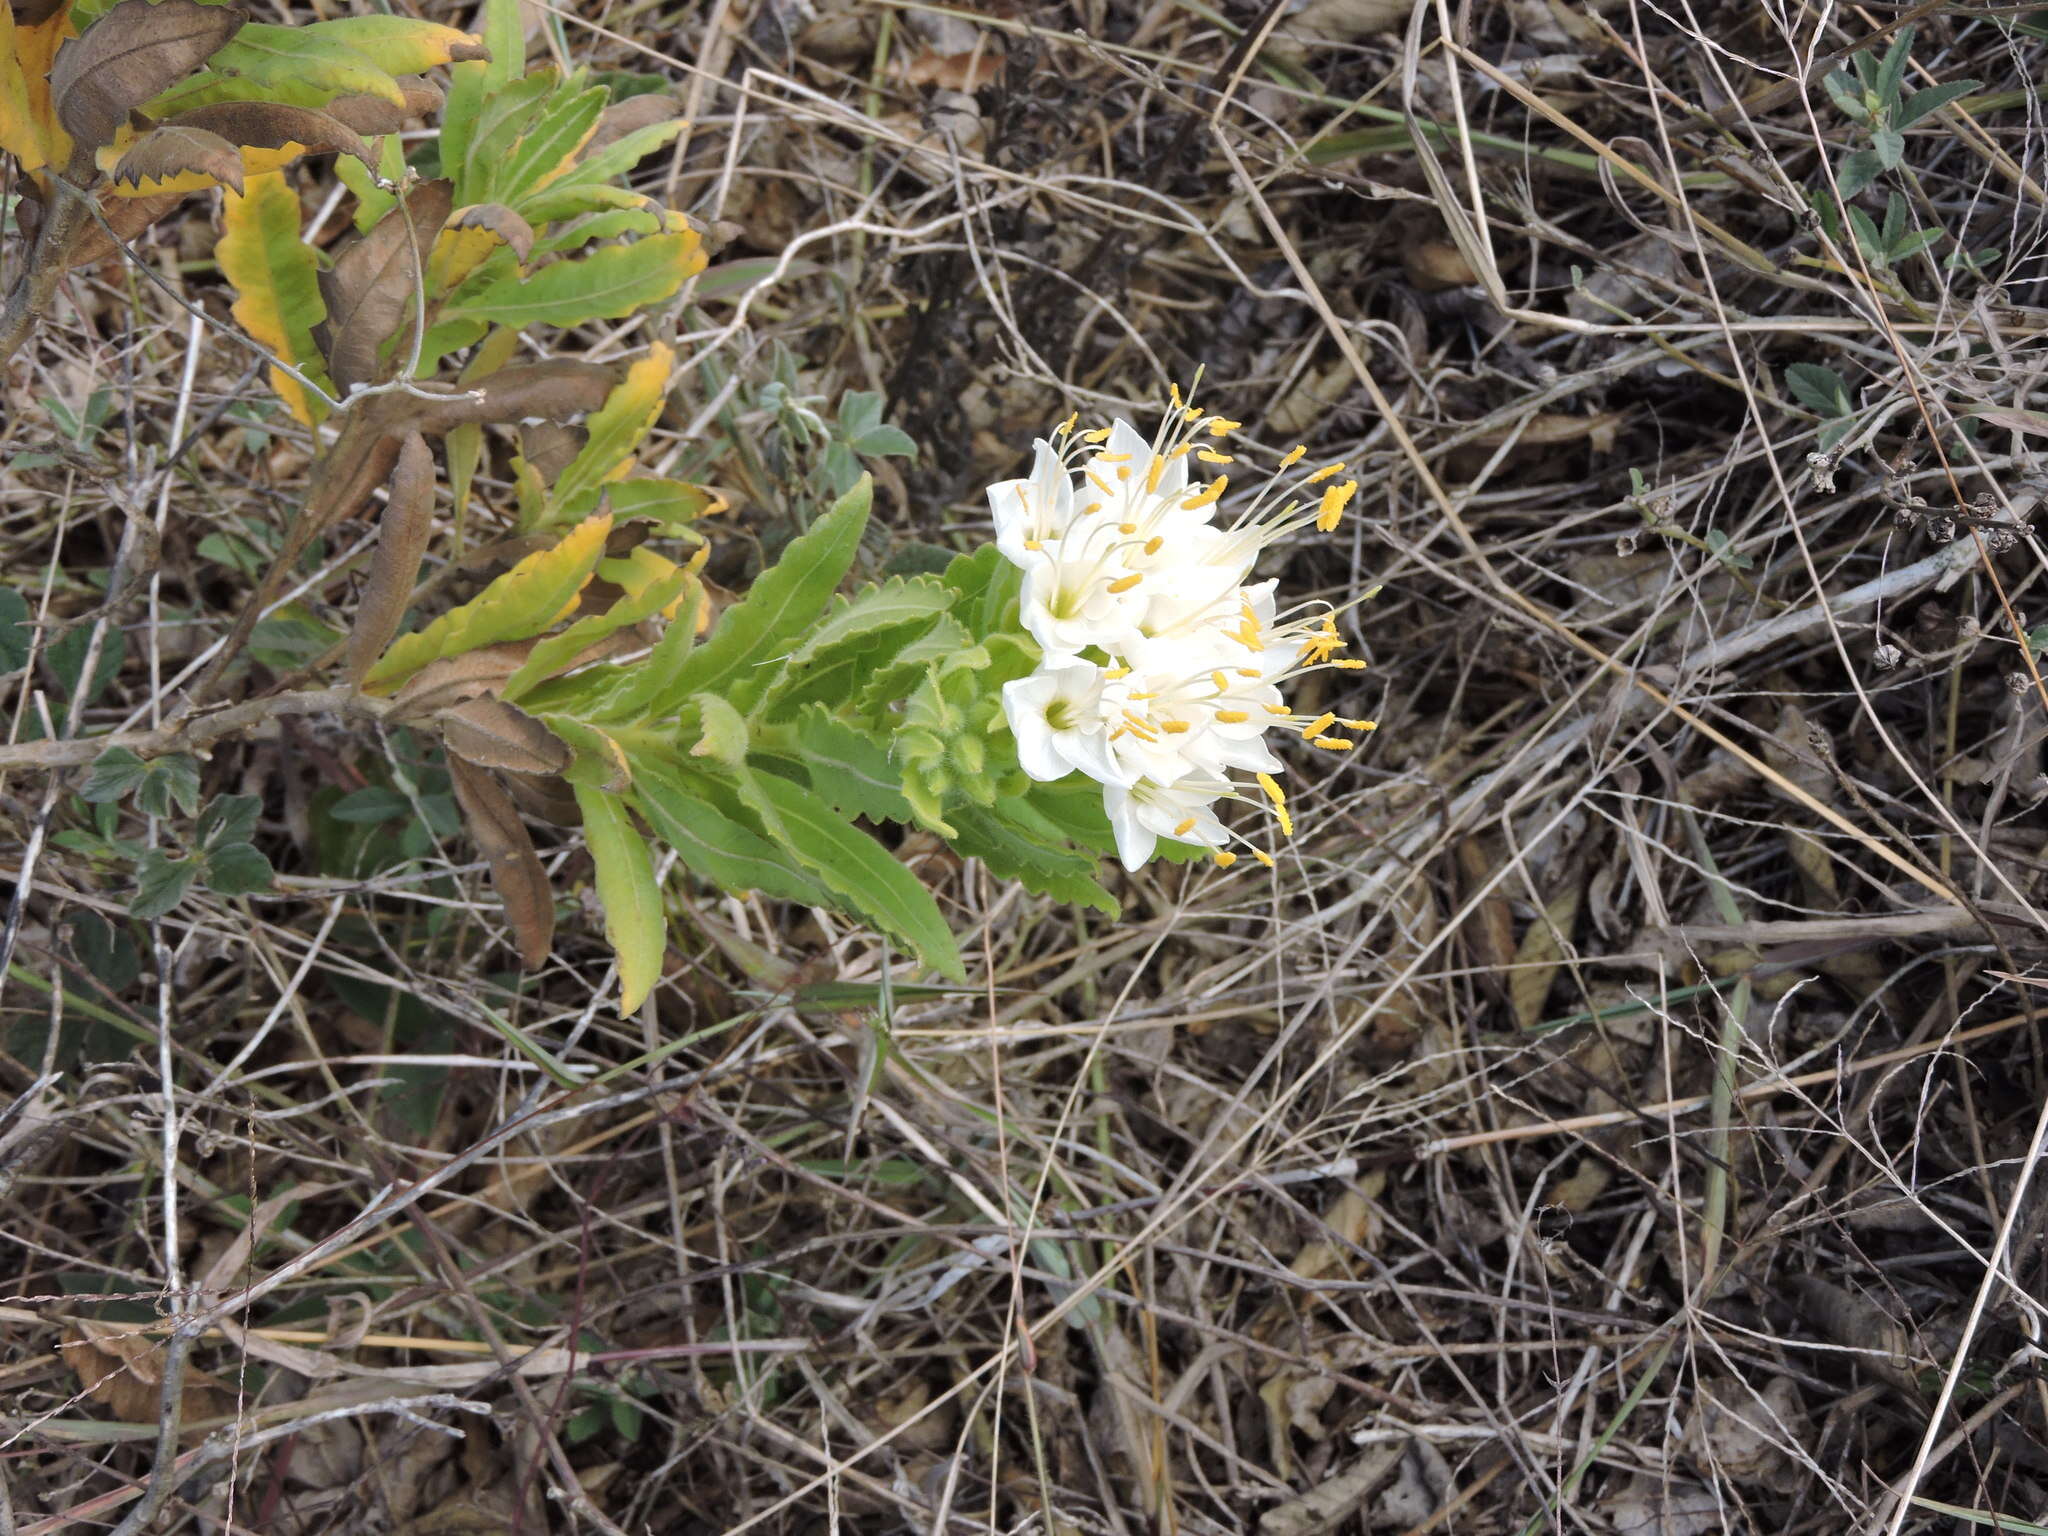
[1056,411,1078,436]
[1306,461,1348,485]
[1169,382,1184,408]
[1024,539,1044,551]
[1211,670,1230,693]
[1214,851,1237,868]
[1173,817,1197,836]
[1255,773,1293,838]
[1313,737,1353,751]
[1096,452,1131,464]
[1160,720,1191,734]
[1197,448,1234,464]
[1106,574,1143,594]
[1144,536,1164,555]
[1208,418,1242,436]
[1182,476,1227,511]
[1316,479,1358,533]
[1263,703,1292,716]
[1279,446,1307,469]
[1301,712,1336,740]
[1118,522,1138,534]
[1146,455,1165,493]
[1086,471,1114,496]
[1082,428,1112,443]
[1216,710,1250,724]
[1253,849,1275,868]
[1343,718,1378,731]
[1331,659,1368,669]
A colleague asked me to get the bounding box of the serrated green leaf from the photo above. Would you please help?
[855,615,974,713]
[732,768,962,980]
[517,180,657,225]
[950,805,1118,916]
[203,840,274,896]
[574,784,665,1013]
[78,747,150,805]
[442,232,703,330]
[131,852,199,920]
[363,513,612,693]
[760,577,950,715]
[632,760,834,907]
[691,693,749,770]
[538,715,632,791]
[649,477,870,715]
[533,208,663,255]
[137,756,202,820]
[1784,362,1850,417]
[792,710,913,824]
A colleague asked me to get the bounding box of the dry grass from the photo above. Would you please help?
[6,0,2048,1532]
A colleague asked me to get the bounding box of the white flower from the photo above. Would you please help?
[1104,775,1231,871]
[1001,663,1130,785]
[984,389,1378,868]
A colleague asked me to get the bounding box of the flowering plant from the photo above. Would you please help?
[992,391,1375,870]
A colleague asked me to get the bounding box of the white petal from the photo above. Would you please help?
[1001,675,1071,781]
[1104,783,1158,870]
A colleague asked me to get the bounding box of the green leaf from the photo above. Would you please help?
[792,709,913,823]
[649,476,871,715]
[733,767,963,979]
[574,784,666,1013]
[604,477,718,532]
[218,169,331,426]
[952,805,1118,914]
[78,747,150,805]
[1784,362,1851,417]
[855,615,973,712]
[1836,147,1882,198]
[203,840,275,896]
[1874,28,1914,110]
[451,65,557,201]
[691,692,750,770]
[577,587,703,723]
[0,587,29,673]
[206,24,405,110]
[1871,124,1904,170]
[548,342,675,521]
[330,785,411,823]
[502,560,693,703]
[198,793,261,851]
[306,16,488,76]
[1889,226,1943,262]
[760,576,950,713]
[559,116,687,190]
[131,852,199,920]
[632,761,834,907]
[483,79,606,206]
[363,513,612,693]
[45,622,126,724]
[442,232,703,331]
[1822,69,1865,120]
[516,179,657,226]
[1899,79,1981,128]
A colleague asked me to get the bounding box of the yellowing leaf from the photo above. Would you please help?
[1,7,75,173]
[443,231,705,331]
[574,784,665,1015]
[600,547,695,616]
[204,24,404,110]
[549,341,674,520]
[308,17,488,75]
[362,513,613,694]
[428,202,534,295]
[502,556,694,702]
[216,169,330,426]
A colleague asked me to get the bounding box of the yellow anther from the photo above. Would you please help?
[1255,773,1293,838]
[1313,737,1354,751]
[1181,405,1202,422]
[1263,703,1292,716]
[1104,666,1130,680]
[1086,471,1114,496]
[1082,427,1112,443]
[1078,500,1103,516]
[1115,465,1131,481]
[1160,720,1191,734]
[1253,849,1275,868]
[1216,709,1250,724]
[1107,573,1143,594]
[1167,443,1192,458]
[1173,816,1197,836]
[1181,475,1227,511]
[1023,539,1044,551]
[1301,712,1336,740]
[1343,718,1378,731]
[1144,536,1164,556]
[1306,461,1348,484]
[1119,522,1138,535]
[1279,445,1307,469]
[1146,455,1165,493]
[1208,418,1242,436]
[1197,448,1235,464]
[1211,670,1230,693]
[1056,411,1078,436]
[1316,479,1359,533]
[1238,668,1263,678]
[1331,659,1368,669]
[1169,382,1185,408]
[1214,850,1237,868]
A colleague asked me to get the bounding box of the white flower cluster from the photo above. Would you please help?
[991,391,1374,870]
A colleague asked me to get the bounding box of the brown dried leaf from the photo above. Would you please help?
[438,696,571,777]
[52,0,246,152]
[59,1319,233,1430]
[446,199,535,261]
[347,433,436,686]
[448,755,554,969]
[390,644,532,715]
[112,123,242,193]
[1470,411,1627,449]
[160,101,372,166]
[586,92,682,158]
[518,420,584,486]
[1510,878,1582,1031]
[319,178,454,391]
[64,186,184,267]
[323,78,445,135]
